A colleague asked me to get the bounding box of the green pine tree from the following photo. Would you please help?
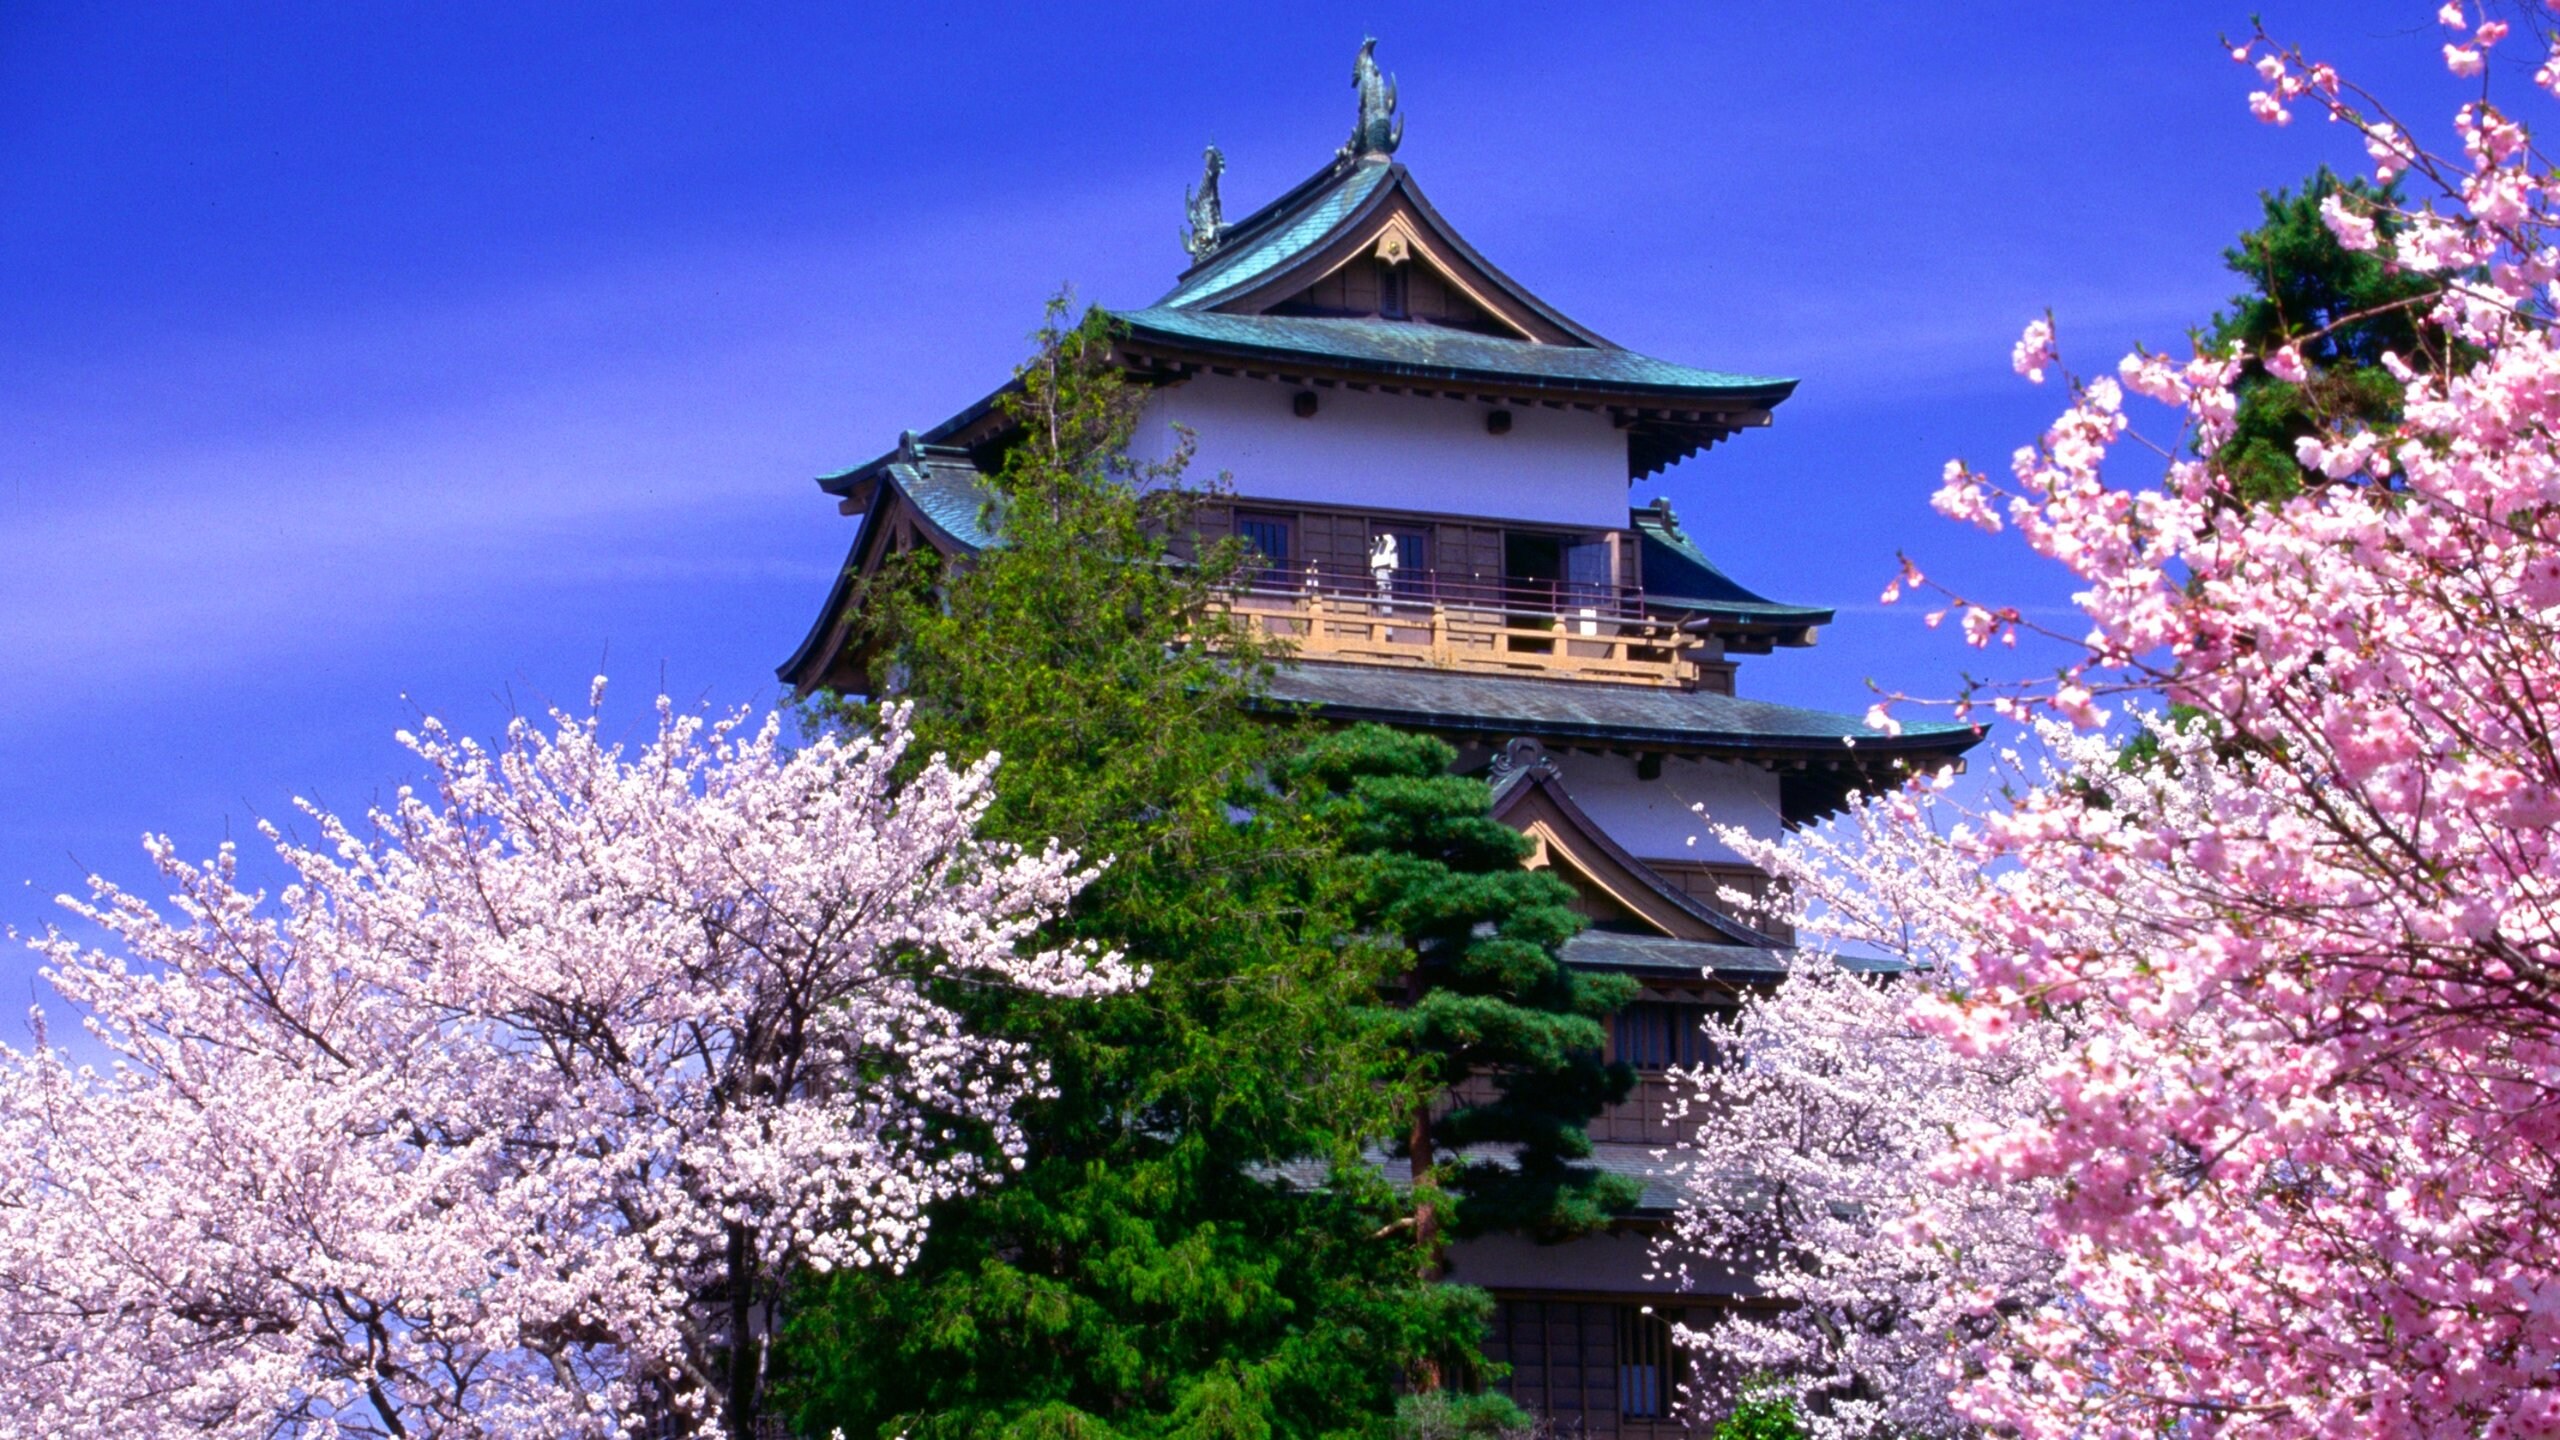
[776,301,1500,1440]
[2204,166,2446,504]
[1278,726,1641,1329]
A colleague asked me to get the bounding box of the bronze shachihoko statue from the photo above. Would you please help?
[1183,143,1229,259]
[1344,37,1403,160]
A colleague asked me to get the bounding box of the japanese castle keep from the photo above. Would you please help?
[782,43,1982,1438]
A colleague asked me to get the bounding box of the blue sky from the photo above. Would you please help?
[0,3,2472,1016]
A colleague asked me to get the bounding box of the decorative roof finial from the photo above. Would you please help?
[1343,37,1402,161]
[1183,144,1230,259]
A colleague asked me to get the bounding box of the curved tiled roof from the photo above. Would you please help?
[1260,661,1979,753]
[775,446,997,692]
[887,452,1000,551]
[1559,932,1906,977]
[1135,155,1792,412]
[1256,662,1982,825]
[1114,307,1793,401]
[1158,161,1396,309]
[1631,502,1832,628]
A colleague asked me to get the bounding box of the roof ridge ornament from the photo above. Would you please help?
[1489,735,1557,782]
[1183,144,1229,259]
[1340,37,1402,163]
[1642,496,1689,540]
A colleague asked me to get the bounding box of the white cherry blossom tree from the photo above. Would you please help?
[0,686,1135,1440]
[1657,770,2062,1440]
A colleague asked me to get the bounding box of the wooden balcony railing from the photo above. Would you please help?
[1227,561,1702,688]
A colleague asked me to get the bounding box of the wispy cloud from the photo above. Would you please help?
[0,171,1169,730]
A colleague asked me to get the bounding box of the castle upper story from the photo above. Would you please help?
[778,43,1980,832]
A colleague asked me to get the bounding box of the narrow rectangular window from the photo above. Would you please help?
[1235,513,1292,587]
[1565,538,1614,610]
[1617,1307,1675,1418]
[1378,261,1409,319]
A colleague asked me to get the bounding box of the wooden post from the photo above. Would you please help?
[1429,604,1450,666]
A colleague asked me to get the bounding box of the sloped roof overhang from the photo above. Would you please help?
[1134,154,1796,477]
[1111,311,1792,409]
[1628,500,1833,645]
[1166,159,1599,342]
[1257,661,1983,825]
[1489,751,1784,948]
[778,445,997,694]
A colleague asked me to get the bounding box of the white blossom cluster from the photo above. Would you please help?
[1656,769,2064,1440]
[0,687,1134,1439]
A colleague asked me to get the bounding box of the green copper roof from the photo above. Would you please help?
[1631,501,1833,628]
[1159,161,1395,309]
[1114,307,1792,400]
[888,451,1001,551]
[1137,155,1790,412]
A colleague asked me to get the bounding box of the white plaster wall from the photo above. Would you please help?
[1132,373,1629,528]
[1548,751,1782,864]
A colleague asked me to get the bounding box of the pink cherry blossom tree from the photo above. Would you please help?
[1669,7,2560,1436]
[0,686,1135,1440]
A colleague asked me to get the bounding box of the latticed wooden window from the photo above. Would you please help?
[1485,1299,1694,1432]
[1378,260,1409,319]
[1485,1299,1615,1424]
[1616,1306,1681,1419]
[1613,1000,1719,1072]
[1235,513,1292,586]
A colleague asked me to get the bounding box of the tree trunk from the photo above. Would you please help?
[1410,1099,1443,1392]
[726,1221,760,1440]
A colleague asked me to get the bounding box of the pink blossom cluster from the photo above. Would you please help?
[0,688,1134,1439]
[1673,10,2560,1437]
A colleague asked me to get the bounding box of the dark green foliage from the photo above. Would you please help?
[784,1154,1494,1440]
[2204,167,2445,505]
[777,301,1494,1440]
[1281,726,1640,1244]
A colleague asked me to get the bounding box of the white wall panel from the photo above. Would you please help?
[1132,374,1628,528]
[1547,752,1781,863]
